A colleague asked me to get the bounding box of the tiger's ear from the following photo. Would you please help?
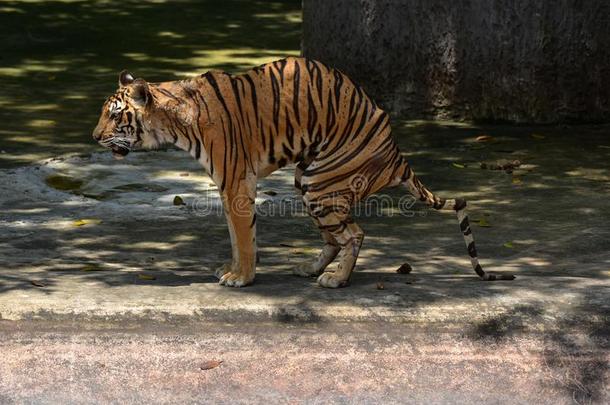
[130,79,151,108]
[119,70,135,87]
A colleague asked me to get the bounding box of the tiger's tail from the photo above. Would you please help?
[399,163,515,281]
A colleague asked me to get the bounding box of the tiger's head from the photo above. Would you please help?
[92,70,152,159]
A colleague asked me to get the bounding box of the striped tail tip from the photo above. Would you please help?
[456,200,515,281]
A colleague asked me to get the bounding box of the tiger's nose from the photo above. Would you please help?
[92,127,103,141]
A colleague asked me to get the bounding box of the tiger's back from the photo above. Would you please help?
[197,57,402,199]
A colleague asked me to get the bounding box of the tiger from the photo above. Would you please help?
[92,56,514,288]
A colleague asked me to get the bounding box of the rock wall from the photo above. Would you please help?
[302,0,610,123]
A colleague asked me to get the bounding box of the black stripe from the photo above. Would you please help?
[454,198,467,211]
[306,87,318,140]
[325,88,336,134]
[313,61,323,103]
[275,58,287,85]
[293,61,301,125]
[204,73,230,116]
[285,108,294,149]
[467,241,478,258]
[333,69,344,107]
[268,127,275,164]
[194,137,201,160]
[269,69,281,135]
[282,143,293,160]
[243,74,259,124]
[459,217,470,232]
[209,140,215,175]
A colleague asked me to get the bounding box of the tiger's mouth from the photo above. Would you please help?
[111,145,130,159]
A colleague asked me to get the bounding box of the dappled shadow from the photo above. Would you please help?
[2,120,609,291]
[467,300,609,403]
[0,0,301,167]
[1,120,609,402]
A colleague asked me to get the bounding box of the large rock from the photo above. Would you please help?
[302,0,610,123]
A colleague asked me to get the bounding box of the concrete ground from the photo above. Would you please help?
[0,122,608,403]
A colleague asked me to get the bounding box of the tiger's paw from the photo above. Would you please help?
[292,262,323,278]
[219,271,254,288]
[214,263,233,280]
[317,272,348,289]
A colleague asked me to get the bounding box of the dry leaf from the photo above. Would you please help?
[476,135,493,142]
[200,360,223,370]
[179,172,190,177]
[503,242,514,248]
[30,280,46,287]
[137,274,156,280]
[73,218,102,227]
[396,263,412,274]
[173,195,185,206]
[452,163,466,169]
[531,133,545,140]
[376,282,385,290]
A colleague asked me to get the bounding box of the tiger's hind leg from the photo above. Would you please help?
[315,215,364,288]
[292,161,341,278]
[301,190,364,288]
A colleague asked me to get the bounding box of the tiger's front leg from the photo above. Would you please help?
[218,178,257,288]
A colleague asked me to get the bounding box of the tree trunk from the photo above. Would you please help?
[302,0,610,123]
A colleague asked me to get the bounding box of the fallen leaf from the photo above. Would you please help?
[376,282,385,290]
[73,218,102,227]
[531,133,545,140]
[30,280,46,287]
[512,177,523,185]
[396,263,412,274]
[179,172,190,177]
[503,242,514,248]
[200,360,223,370]
[137,274,156,280]
[173,195,185,206]
[476,135,493,142]
[474,218,491,227]
[452,163,466,169]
